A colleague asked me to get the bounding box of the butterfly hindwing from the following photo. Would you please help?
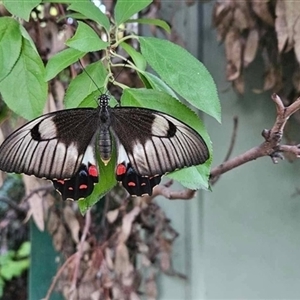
[115,143,162,196]
[52,145,99,200]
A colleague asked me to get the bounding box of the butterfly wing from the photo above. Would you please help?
[110,107,209,177]
[116,143,162,196]
[52,145,99,200]
[0,108,99,179]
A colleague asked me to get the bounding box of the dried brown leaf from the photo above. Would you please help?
[112,285,124,300]
[145,274,157,300]
[212,1,234,41]
[53,80,65,111]
[213,0,232,22]
[53,223,67,251]
[78,281,97,300]
[76,240,90,253]
[106,208,119,223]
[141,254,151,267]
[293,17,300,63]
[263,67,279,91]
[225,29,242,81]
[47,211,60,234]
[105,248,114,270]
[284,1,300,49]
[63,205,80,243]
[275,0,300,53]
[292,69,300,92]
[233,75,245,94]
[90,290,101,300]
[244,29,259,67]
[24,176,44,231]
[115,243,133,276]
[233,7,249,31]
[44,94,56,115]
[160,251,171,272]
[138,243,149,253]
[130,292,140,300]
[91,247,104,270]
[120,206,141,242]
[251,0,274,26]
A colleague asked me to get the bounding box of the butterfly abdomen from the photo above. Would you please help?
[98,96,113,164]
[99,128,112,164]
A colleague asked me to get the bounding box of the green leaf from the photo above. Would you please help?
[19,24,39,51]
[114,0,153,25]
[68,1,110,32]
[2,0,42,21]
[0,277,4,298]
[0,251,14,265]
[66,21,109,52]
[120,88,211,189]
[120,42,147,71]
[0,18,22,82]
[0,38,47,120]
[1,259,29,280]
[139,71,178,98]
[127,18,171,33]
[78,148,117,214]
[139,37,221,122]
[45,48,86,81]
[16,241,31,258]
[64,61,108,108]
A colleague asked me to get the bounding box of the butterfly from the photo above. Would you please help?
[0,94,209,200]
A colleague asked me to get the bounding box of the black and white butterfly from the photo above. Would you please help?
[0,94,209,200]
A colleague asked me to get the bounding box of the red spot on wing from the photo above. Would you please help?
[79,184,88,190]
[57,180,65,184]
[116,163,127,176]
[128,182,136,187]
[88,165,98,177]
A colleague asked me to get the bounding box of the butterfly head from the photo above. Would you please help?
[98,94,110,107]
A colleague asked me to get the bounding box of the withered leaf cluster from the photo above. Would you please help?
[47,193,182,300]
[213,0,300,99]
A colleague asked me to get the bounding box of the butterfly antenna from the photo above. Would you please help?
[78,60,103,95]
[112,58,130,83]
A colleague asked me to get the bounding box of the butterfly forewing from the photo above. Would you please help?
[110,107,209,176]
[0,108,99,179]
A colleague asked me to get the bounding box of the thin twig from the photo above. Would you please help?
[211,116,239,185]
[0,196,26,214]
[144,181,196,203]
[224,116,239,162]
[22,184,54,202]
[70,209,92,292]
[43,254,77,300]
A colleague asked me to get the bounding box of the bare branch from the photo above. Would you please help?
[210,146,263,179]
[70,209,92,292]
[144,180,196,203]
[211,116,239,185]
[210,94,300,181]
[43,255,77,300]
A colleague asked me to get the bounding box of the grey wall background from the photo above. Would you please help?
[156,1,300,299]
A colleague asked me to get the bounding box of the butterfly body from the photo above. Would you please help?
[0,94,209,200]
